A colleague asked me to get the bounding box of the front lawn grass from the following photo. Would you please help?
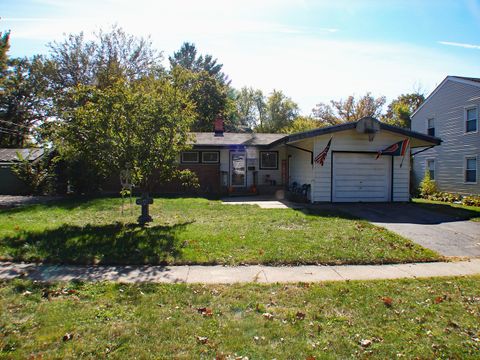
[413,198,480,222]
[1,276,479,359]
[0,197,440,265]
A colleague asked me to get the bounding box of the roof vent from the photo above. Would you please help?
[214,116,224,137]
[356,117,380,141]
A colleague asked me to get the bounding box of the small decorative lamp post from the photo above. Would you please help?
[136,193,153,225]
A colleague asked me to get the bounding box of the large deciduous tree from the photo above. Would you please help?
[0,28,48,147]
[382,93,425,129]
[279,116,324,134]
[56,72,196,193]
[312,93,386,126]
[233,87,266,130]
[258,90,299,133]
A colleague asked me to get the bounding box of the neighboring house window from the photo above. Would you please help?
[427,118,435,136]
[260,151,278,169]
[427,159,435,180]
[201,151,220,164]
[181,151,199,163]
[465,157,477,183]
[466,107,478,133]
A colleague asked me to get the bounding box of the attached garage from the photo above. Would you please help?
[332,152,391,202]
[269,117,442,203]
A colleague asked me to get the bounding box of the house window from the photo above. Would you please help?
[427,118,435,136]
[427,159,435,180]
[181,151,199,163]
[465,157,477,183]
[260,151,278,170]
[201,151,219,164]
[466,107,478,133]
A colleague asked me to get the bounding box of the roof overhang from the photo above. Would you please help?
[268,117,441,149]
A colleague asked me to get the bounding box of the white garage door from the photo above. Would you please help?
[332,152,391,202]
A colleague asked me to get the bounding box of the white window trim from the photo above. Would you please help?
[426,158,436,181]
[201,151,220,164]
[464,155,477,184]
[464,106,478,134]
[181,151,199,164]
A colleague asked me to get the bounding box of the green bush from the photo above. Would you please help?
[419,170,437,198]
[11,149,55,195]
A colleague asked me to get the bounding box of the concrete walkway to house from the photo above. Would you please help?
[221,196,305,209]
[1,259,479,284]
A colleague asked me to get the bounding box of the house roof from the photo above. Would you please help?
[268,117,441,148]
[191,132,285,147]
[0,148,45,163]
[411,75,480,118]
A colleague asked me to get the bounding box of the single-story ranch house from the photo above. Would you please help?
[181,117,441,202]
[0,117,441,201]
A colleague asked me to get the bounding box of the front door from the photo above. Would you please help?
[230,152,246,187]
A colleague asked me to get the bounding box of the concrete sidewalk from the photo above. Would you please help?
[1,259,479,283]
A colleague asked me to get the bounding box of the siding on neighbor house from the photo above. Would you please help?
[411,79,480,195]
[310,129,410,202]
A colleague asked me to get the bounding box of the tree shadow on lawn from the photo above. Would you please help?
[2,221,193,265]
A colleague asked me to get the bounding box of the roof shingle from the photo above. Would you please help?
[0,148,44,163]
[190,132,285,146]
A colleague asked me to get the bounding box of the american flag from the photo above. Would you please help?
[315,137,332,166]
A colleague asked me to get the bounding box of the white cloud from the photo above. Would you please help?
[438,41,480,50]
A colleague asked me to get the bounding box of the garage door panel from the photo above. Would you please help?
[332,153,391,202]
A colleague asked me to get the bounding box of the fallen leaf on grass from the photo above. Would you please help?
[262,312,274,320]
[434,296,446,304]
[22,290,32,296]
[197,307,213,317]
[360,339,372,348]
[296,312,306,320]
[195,336,209,344]
[62,333,74,342]
[306,356,316,360]
[381,297,393,307]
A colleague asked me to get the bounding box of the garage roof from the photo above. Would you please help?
[0,148,45,163]
[268,117,442,148]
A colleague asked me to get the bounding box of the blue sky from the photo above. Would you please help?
[2,0,480,113]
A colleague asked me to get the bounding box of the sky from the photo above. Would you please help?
[2,0,480,114]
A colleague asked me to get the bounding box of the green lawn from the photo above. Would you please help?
[413,198,480,222]
[0,197,440,265]
[1,277,479,359]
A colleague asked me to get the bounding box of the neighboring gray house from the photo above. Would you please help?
[411,76,480,195]
[0,148,44,195]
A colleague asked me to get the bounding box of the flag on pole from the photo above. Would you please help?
[315,137,332,166]
[376,138,410,167]
[376,139,409,159]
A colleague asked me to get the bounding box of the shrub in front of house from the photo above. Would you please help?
[419,170,437,198]
[426,192,462,203]
[462,195,480,207]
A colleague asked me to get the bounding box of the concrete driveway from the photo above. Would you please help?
[333,203,480,257]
